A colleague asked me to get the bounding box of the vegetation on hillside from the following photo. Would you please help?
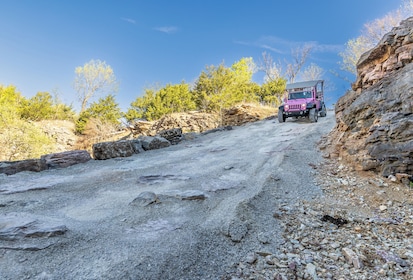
[0,85,74,161]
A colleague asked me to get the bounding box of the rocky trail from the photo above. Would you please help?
[1,111,412,279]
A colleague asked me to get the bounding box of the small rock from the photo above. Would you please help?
[130,191,158,206]
[257,232,271,244]
[306,263,318,279]
[265,255,275,265]
[379,205,387,211]
[331,242,340,249]
[395,173,410,182]
[342,247,363,269]
[179,190,207,200]
[227,221,248,242]
[245,252,257,264]
[388,175,397,182]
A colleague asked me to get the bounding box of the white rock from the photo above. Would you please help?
[379,205,387,211]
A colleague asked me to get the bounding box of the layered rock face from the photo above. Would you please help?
[327,17,413,177]
[129,104,276,136]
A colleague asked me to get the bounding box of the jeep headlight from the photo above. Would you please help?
[301,103,306,110]
[285,104,289,111]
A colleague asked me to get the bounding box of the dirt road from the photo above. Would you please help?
[0,113,335,279]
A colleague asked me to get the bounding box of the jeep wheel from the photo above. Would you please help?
[309,108,318,123]
[278,109,286,123]
[320,104,327,117]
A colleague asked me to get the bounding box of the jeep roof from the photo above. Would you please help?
[286,80,323,91]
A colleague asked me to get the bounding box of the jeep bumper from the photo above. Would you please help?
[283,109,310,117]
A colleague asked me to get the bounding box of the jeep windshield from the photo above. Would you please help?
[288,91,312,100]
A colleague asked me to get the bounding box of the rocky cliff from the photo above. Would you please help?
[325,17,413,178]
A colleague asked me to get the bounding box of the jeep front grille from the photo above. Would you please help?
[288,104,302,110]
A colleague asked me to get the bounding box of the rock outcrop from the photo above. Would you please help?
[325,17,413,178]
[34,120,77,152]
[129,104,276,136]
[130,112,220,137]
[221,104,262,126]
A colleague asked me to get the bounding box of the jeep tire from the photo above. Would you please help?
[278,109,286,123]
[319,104,327,117]
[309,108,318,123]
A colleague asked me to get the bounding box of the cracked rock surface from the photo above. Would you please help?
[4,113,395,279]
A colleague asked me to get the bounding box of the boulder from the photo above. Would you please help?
[41,150,92,168]
[93,140,140,160]
[140,136,171,151]
[157,128,183,145]
[0,158,47,175]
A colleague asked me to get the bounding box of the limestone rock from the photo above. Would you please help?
[157,128,183,145]
[0,158,47,175]
[93,140,138,160]
[221,104,261,126]
[0,212,67,241]
[353,17,413,91]
[130,191,158,206]
[140,136,171,151]
[178,190,208,200]
[41,150,91,168]
[326,17,413,177]
[34,120,76,152]
[152,112,220,134]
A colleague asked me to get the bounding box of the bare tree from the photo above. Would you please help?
[340,0,413,75]
[285,44,312,83]
[299,63,324,81]
[74,59,118,113]
[258,52,284,82]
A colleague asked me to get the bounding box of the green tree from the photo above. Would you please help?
[0,85,54,161]
[20,91,75,121]
[124,88,156,121]
[193,58,259,112]
[125,82,195,122]
[0,84,25,116]
[193,63,232,111]
[75,94,122,134]
[258,78,287,106]
[73,59,118,113]
[230,57,260,103]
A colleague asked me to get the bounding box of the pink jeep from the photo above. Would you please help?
[278,80,327,123]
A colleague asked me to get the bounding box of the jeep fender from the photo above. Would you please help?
[306,103,316,109]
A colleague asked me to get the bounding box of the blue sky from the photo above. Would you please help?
[0,0,404,111]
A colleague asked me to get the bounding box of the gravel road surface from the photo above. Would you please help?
[0,113,335,279]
